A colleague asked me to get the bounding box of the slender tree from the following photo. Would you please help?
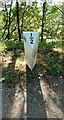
[41,1,46,42]
[2,0,13,39]
[8,0,13,39]
[21,2,27,38]
[2,2,8,38]
[16,0,21,41]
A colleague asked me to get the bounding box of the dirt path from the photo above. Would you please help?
[1,50,64,119]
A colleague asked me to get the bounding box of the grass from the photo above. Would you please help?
[0,40,24,56]
[5,40,24,51]
[0,41,7,55]
[38,40,63,75]
[4,72,17,84]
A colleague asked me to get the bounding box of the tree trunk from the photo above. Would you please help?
[3,3,8,39]
[2,1,13,39]
[41,2,46,42]
[21,2,26,39]
[8,0,13,39]
[7,24,10,40]
[16,0,21,42]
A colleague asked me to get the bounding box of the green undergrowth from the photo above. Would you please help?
[45,54,63,75]
[3,72,17,85]
[1,39,24,55]
[2,39,63,85]
[0,41,7,55]
[5,40,24,51]
[38,40,63,75]
[38,40,55,52]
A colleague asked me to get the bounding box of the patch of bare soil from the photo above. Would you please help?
[1,50,64,119]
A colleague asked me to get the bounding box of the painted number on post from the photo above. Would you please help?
[30,33,34,44]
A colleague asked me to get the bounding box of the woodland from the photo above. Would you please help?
[0,0,64,119]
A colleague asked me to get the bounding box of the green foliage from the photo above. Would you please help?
[54,40,62,48]
[0,40,24,56]
[44,4,62,40]
[39,40,63,75]
[5,40,24,51]
[39,40,55,51]
[46,53,63,75]
[4,72,17,84]
[0,2,63,41]
[0,41,7,55]
[22,2,41,32]
[0,2,63,80]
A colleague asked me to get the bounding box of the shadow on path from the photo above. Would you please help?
[2,51,47,119]
[2,50,63,119]
[26,65,47,118]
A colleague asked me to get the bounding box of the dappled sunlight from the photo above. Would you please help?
[40,79,49,101]
[53,48,63,53]
[40,79,62,118]
[2,56,12,68]
[15,57,26,72]
[46,39,57,43]
[0,55,2,64]
[26,65,47,118]
[2,52,13,68]
[1,0,63,118]
[37,53,46,67]
[46,98,62,118]
[0,45,2,52]
[9,84,26,118]
[23,88,27,118]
